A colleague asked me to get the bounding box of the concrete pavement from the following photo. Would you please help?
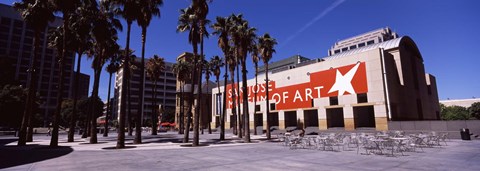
[1,131,479,171]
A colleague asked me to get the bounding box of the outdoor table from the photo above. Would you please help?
[370,139,387,154]
[390,137,408,156]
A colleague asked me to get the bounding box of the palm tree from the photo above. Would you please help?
[133,0,163,145]
[230,16,257,142]
[68,2,95,142]
[258,33,277,139]
[203,58,211,134]
[211,16,231,140]
[172,60,191,135]
[47,26,68,147]
[177,6,200,143]
[49,0,80,147]
[14,0,55,146]
[209,55,223,133]
[104,54,121,137]
[250,44,259,135]
[110,0,140,149]
[146,55,165,135]
[226,47,237,136]
[191,0,210,147]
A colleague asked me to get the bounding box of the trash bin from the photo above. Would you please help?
[460,128,471,140]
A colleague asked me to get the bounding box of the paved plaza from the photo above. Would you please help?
[1,131,480,171]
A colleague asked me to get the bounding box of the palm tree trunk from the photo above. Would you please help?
[265,63,271,139]
[242,60,250,142]
[216,77,221,130]
[68,52,82,142]
[178,81,184,134]
[193,30,205,146]
[134,27,148,144]
[18,30,41,146]
[253,64,258,135]
[184,42,199,144]
[220,63,228,140]
[128,75,133,136]
[82,112,90,138]
[89,69,102,144]
[151,80,157,135]
[50,49,65,147]
[236,62,242,138]
[104,72,113,137]
[230,69,236,135]
[117,21,132,149]
[207,77,212,134]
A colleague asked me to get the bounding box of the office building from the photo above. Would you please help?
[114,57,176,125]
[0,4,89,125]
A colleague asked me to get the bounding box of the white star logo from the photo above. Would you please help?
[328,63,361,96]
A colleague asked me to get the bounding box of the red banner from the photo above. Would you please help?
[226,62,368,110]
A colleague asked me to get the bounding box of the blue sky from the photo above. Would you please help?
[2,0,479,101]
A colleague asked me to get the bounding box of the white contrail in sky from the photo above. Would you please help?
[279,0,346,48]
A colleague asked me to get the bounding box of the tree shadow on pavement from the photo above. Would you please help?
[0,138,73,169]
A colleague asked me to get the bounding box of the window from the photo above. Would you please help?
[270,103,276,111]
[216,93,222,115]
[334,49,340,54]
[367,40,375,45]
[358,43,366,47]
[329,96,338,106]
[341,47,348,52]
[350,45,357,50]
[357,93,368,103]
[1,18,11,25]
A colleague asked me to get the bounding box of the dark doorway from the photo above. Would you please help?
[284,111,297,130]
[230,115,236,129]
[326,108,345,128]
[215,116,220,128]
[254,113,263,135]
[353,106,375,128]
[268,112,279,131]
[304,109,319,128]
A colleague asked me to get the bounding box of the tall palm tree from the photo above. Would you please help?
[14,0,55,146]
[133,0,163,145]
[68,2,95,142]
[258,33,277,139]
[104,54,121,137]
[250,44,259,135]
[211,16,230,140]
[226,47,237,136]
[110,0,140,149]
[49,0,80,147]
[202,58,211,134]
[177,6,200,143]
[146,55,165,135]
[191,0,210,147]
[209,55,223,133]
[47,26,68,147]
[230,16,257,142]
[172,60,191,135]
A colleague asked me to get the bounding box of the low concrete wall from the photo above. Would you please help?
[388,120,480,139]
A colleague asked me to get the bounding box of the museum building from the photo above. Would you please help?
[210,27,440,131]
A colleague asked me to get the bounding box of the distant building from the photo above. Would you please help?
[114,57,176,125]
[0,4,89,126]
[258,54,311,74]
[440,98,480,108]
[212,27,439,131]
[75,72,90,100]
[174,52,216,130]
[328,27,398,56]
